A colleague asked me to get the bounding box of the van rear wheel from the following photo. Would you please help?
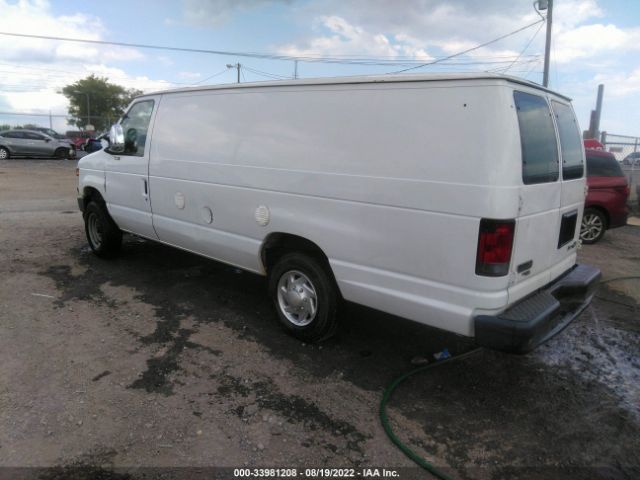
[84,201,122,257]
[268,253,339,342]
[580,208,606,244]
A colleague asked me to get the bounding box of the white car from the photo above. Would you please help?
[76,73,600,353]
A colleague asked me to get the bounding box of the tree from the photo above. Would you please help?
[62,75,142,132]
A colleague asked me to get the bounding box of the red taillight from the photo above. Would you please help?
[476,219,515,276]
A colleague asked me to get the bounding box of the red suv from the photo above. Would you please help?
[581,149,629,244]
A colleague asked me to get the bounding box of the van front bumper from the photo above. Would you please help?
[474,264,601,354]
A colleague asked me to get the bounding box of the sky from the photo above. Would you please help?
[0,0,639,136]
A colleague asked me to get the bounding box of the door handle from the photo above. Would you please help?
[112,156,120,161]
[142,178,148,201]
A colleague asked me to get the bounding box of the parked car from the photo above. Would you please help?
[66,130,92,150]
[77,73,600,353]
[581,149,629,244]
[32,127,69,141]
[0,129,75,159]
[622,151,640,166]
[32,127,76,155]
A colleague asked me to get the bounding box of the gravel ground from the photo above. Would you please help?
[0,159,638,480]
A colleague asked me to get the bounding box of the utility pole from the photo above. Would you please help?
[588,84,605,139]
[49,110,52,129]
[294,60,298,80]
[540,0,553,87]
[227,63,241,83]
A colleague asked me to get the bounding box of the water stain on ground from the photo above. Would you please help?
[41,237,472,396]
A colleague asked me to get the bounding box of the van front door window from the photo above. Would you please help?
[120,100,154,156]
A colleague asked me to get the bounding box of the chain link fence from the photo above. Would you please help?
[0,112,114,134]
[601,132,640,207]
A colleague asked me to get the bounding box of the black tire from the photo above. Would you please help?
[268,252,339,342]
[580,208,606,244]
[0,147,9,160]
[54,148,68,160]
[83,201,122,257]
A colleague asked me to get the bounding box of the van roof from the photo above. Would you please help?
[142,73,571,101]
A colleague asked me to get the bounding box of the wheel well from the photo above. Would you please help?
[261,233,331,273]
[585,205,610,229]
[82,187,105,210]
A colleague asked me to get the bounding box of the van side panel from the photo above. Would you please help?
[149,82,521,336]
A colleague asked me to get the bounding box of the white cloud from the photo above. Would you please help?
[278,15,434,62]
[0,0,180,129]
[594,68,640,97]
[177,71,203,80]
[0,62,175,117]
[552,24,640,63]
[177,0,292,28]
[283,0,633,69]
[0,1,142,63]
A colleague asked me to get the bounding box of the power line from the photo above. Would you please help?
[0,30,543,67]
[496,21,545,74]
[191,68,231,85]
[242,65,292,80]
[388,18,545,74]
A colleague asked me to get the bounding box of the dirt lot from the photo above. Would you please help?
[0,159,638,480]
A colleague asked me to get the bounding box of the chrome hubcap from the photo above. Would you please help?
[0,149,7,159]
[87,212,103,249]
[277,270,318,326]
[581,213,603,241]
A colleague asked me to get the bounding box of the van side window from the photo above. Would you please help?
[552,101,584,180]
[120,100,154,157]
[514,91,559,185]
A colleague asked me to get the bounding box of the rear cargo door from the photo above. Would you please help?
[551,100,585,263]
[507,91,565,301]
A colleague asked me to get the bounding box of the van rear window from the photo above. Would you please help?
[586,155,624,177]
[514,91,559,184]
[552,101,584,180]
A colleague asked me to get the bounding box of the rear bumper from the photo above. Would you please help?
[474,264,601,354]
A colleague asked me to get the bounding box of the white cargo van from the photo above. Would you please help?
[77,73,600,353]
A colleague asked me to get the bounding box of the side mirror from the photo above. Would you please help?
[107,124,124,154]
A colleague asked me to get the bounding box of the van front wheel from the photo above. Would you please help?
[268,253,339,342]
[84,201,122,257]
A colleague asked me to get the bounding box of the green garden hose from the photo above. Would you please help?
[379,348,482,480]
[380,277,640,478]
[600,276,640,284]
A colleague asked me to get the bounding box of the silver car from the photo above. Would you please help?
[0,129,76,160]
